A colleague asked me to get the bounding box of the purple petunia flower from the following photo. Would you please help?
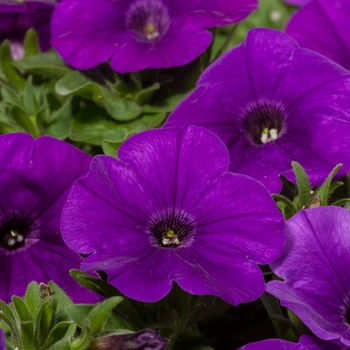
[165,28,350,193]
[0,0,57,60]
[238,335,345,349]
[61,125,285,304]
[266,206,350,347]
[50,0,257,73]
[0,133,94,303]
[286,0,350,70]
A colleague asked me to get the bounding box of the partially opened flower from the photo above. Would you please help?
[0,133,93,303]
[61,125,285,305]
[238,335,345,349]
[286,0,350,70]
[165,28,350,193]
[0,0,57,60]
[266,207,350,347]
[50,0,257,73]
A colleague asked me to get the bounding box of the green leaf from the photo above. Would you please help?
[67,304,94,329]
[48,282,73,323]
[47,324,76,350]
[12,296,31,322]
[20,321,35,350]
[41,321,74,350]
[142,92,189,113]
[1,85,23,106]
[134,82,160,105]
[11,105,40,137]
[88,297,124,335]
[315,164,343,205]
[291,161,311,209]
[23,75,39,116]
[332,198,350,207]
[272,194,297,216]
[69,270,120,298]
[24,282,42,316]
[24,29,41,57]
[100,87,141,121]
[33,298,54,346]
[55,71,101,99]
[14,51,71,78]
[71,324,92,350]
[0,40,26,90]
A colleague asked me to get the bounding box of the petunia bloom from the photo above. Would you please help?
[267,207,350,347]
[238,335,345,349]
[0,133,94,303]
[0,0,57,60]
[50,0,257,73]
[165,28,350,193]
[61,125,285,305]
[286,0,350,70]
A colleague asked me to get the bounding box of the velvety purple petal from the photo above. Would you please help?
[300,335,346,349]
[267,207,350,346]
[286,0,350,70]
[168,0,257,27]
[166,28,350,192]
[110,18,211,73]
[51,0,129,69]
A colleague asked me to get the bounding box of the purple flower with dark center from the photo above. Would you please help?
[286,0,350,70]
[238,335,345,349]
[0,133,94,303]
[61,125,285,304]
[165,28,350,193]
[0,0,56,60]
[266,206,350,347]
[50,0,257,73]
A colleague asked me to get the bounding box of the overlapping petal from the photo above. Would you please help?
[286,0,350,70]
[267,207,350,346]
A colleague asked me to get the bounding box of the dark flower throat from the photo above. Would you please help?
[149,209,194,248]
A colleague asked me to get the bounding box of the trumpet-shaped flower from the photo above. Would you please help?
[50,0,257,73]
[267,207,350,347]
[0,133,93,303]
[61,125,285,304]
[165,28,350,193]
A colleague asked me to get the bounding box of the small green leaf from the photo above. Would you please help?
[23,76,39,116]
[272,194,298,216]
[71,324,92,350]
[12,296,31,322]
[1,85,23,106]
[41,321,74,350]
[14,51,71,78]
[11,105,39,137]
[24,282,42,316]
[67,304,94,329]
[88,297,124,335]
[33,298,54,346]
[134,82,160,105]
[332,198,350,207]
[315,164,343,205]
[20,321,35,350]
[0,40,26,90]
[291,161,311,209]
[69,270,120,298]
[101,87,141,121]
[24,29,41,57]
[48,282,73,323]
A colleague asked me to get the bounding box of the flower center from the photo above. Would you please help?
[126,0,170,41]
[243,102,286,145]
[148,209,195,248]
[0,215,33,251]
